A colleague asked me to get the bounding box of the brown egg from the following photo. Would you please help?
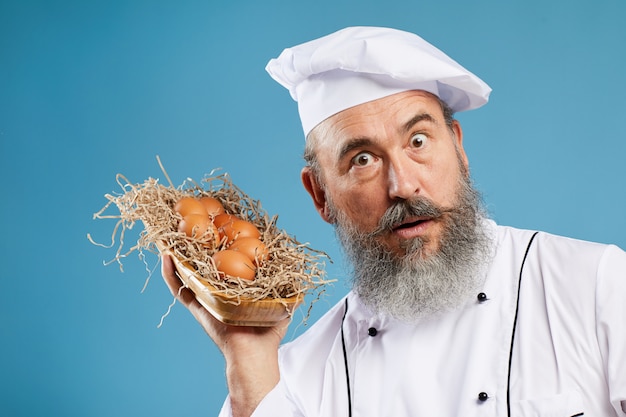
[199,196,225,218]
[174,197,206,217]
[178,213,219,247]
[212,213,235,229]
[229,236,269,265]
[212,249,256,280]
[219,218,261,243]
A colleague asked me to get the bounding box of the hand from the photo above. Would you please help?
[161,254,288,417]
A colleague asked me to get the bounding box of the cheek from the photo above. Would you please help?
[328,182,387,230]
[428,159,465,206]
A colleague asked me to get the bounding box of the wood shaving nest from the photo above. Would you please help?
[90,169,332,305]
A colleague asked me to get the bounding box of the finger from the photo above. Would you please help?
[161,254,182,294]
[160,254,198,307]
[271,317,292,340]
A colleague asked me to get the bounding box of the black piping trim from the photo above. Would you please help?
[506,231,539,417]
[341,297,352,417]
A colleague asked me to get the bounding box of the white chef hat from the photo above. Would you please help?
[266,26,492,137]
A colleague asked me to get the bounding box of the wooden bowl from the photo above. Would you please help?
[166,251,303,327]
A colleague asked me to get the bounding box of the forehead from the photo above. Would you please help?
[310,90,446,155]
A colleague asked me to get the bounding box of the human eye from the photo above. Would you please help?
[351,151,375,167]
[409,133,428,148]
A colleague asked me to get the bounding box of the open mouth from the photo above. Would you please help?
[392,217,430,232]
[392,217,433,239]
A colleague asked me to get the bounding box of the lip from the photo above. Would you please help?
[391,217,433,240]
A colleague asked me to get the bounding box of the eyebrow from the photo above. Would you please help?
[337,137,374,162]
[402,112,437,133]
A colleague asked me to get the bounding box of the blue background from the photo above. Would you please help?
[1,1,625,416]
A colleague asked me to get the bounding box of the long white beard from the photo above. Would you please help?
[330,175,493,323]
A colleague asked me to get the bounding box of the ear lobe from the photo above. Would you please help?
[301,167,333,224]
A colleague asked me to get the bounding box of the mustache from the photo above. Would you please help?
[372,197,450,236]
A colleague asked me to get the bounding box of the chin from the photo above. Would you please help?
[396,236,436,260]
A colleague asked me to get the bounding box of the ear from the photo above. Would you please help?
[301,167,333,224]
[452,120,470,174]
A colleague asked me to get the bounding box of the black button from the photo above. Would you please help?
[367,327,378,337]
[478,392,489,402]
[477,292,488,302]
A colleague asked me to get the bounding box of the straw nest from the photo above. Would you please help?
[90,162,331,318]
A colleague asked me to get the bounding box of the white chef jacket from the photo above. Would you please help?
[219,222,626,416]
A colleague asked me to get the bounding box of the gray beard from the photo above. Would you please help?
[330,175,493,323]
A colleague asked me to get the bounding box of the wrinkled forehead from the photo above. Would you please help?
[309,90,447,151]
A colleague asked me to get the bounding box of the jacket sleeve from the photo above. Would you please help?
[595,244,626,416]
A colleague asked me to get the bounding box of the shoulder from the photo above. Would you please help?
[492,221,626,291]
[492,221,625,261]
[281,294,348,350]
[278,293,349,368]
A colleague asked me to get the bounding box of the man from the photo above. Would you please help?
[161,26,626,416]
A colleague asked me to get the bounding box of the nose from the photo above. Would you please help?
[387,153,421,200]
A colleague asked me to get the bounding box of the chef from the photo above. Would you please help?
[161,26,626,416]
